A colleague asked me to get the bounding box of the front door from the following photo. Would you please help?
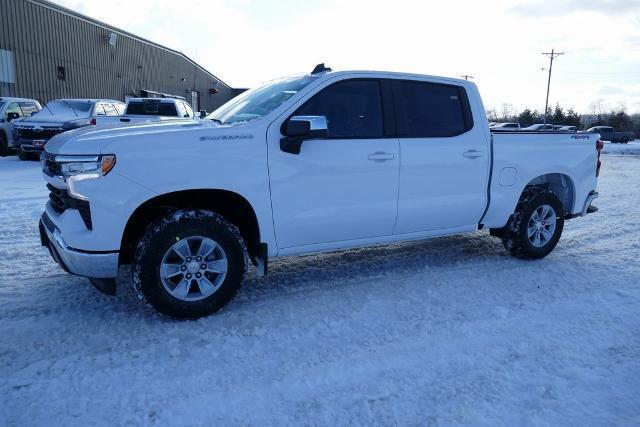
[268,78,399,249]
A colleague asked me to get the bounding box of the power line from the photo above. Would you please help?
[553,69,640,75]
[542,49,564,125]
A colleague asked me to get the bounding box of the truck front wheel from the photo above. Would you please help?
[132,210,247,319]
[502,188,565,259]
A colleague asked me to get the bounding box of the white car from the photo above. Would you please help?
[557,125,577,132]
[490,122,521,130]
[0,97,42,156]
[522,123,556,131]
[38,65,603,318]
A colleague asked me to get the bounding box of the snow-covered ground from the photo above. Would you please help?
[1,153,639,426]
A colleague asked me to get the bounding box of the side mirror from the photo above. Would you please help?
[199,110,207,119]
[280,115,328,154]
[6,112,20,122]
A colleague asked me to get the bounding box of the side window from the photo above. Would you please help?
[94,104,107,116]
[295,79,384,138]
[393,80,472,138]
[114,103,125,115]
[6,102,22,118]
[183,102,194,118]
[102,103,118,116]
[19,102,39,117]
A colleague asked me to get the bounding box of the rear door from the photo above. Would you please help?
[391,79,489,233]
[268,78,400,249]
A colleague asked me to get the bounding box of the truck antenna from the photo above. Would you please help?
[311,63,332,74]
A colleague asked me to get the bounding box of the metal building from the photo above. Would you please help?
[0,0,238,112]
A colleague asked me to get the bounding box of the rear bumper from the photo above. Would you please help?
[39,213,119,278]
[566,191,598,220]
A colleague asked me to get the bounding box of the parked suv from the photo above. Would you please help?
[39,66,602,318]
[0,97,42,156]
[13,99,125,160]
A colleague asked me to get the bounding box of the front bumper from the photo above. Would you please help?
[16,139,46,154]
[39,212,119,278]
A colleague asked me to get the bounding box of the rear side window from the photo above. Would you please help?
[182,102,194,118]
[94,104,107,115]
[103,103,118,116]
[295,79,384,139]
[392,81,472,138]
[127,101,178,116]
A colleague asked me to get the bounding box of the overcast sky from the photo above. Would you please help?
[52,0,640,114]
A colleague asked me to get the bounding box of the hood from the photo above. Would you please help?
[17,109,80,126]
[45,119,222,155]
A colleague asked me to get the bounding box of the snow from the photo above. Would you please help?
[601,140,640,155]
[1,153,639,425]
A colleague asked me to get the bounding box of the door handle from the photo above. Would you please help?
[368,151,395,162]
[463,149,484,159]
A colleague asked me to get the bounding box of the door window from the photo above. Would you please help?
[295,79,384,138]
[5,102,22,119]
[393,81,472,138]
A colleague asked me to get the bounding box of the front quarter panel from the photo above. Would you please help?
[97,121,275,252]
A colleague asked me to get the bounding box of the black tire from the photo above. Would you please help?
[0,134,8,157]
[502,188,565,260]
[621,137,629,144]
[18,150,28,161]
[132,210,248,319]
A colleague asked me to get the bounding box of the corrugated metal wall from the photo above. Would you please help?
[0,0,236,112]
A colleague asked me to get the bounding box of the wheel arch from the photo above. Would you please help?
[120,189,261,266]
[524,172,575,216]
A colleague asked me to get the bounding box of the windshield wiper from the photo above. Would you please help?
[209,118,223,124]
[62,100,79,117]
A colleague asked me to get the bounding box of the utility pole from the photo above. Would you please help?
[460,74,474,81]
[542,48,564,125]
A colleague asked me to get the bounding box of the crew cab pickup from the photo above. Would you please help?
[94,98,199,126]
[587,126,635,144]
[38,65,603,318]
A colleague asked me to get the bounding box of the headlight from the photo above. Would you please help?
[46,154,116,179]
[46,154,116,201]
[59,155,116,178]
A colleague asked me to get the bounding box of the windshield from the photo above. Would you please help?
[43,100,94,117]
[208,75,319,125]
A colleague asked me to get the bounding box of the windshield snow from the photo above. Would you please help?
[43,100,93,118]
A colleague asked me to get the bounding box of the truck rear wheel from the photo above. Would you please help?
[132,210,248,319]
[502,188,564,260]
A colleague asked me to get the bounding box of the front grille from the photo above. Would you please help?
[47,184,92,229]
[16,127,65,141]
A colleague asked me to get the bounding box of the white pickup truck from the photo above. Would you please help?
[39,65,603,318]
[93,98,199,126]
